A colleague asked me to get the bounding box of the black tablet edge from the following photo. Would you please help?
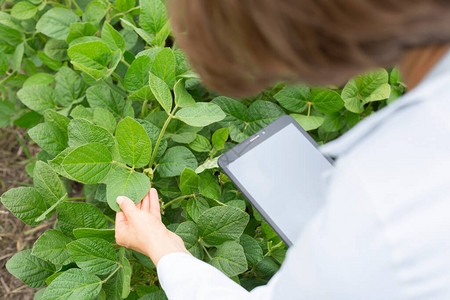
[218,115,334,247]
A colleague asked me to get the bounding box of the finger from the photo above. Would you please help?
[149,188,161,221]
[137,198,142,210]
[115,211,127,225]
[117,196,137,219]
[142,190,151,213]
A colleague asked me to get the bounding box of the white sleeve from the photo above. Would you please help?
[157,159,397,300]
[157,252,277,300]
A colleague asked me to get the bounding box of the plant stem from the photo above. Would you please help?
[110,6,140,19]
[67,197,86,201]
[212,198,226,206]
[140,100,148,119]
[200,242,213,260]
[307,102,312,117]
[150,106,177,166]
[0,72,15,85]
[105,215,115,224]
[112,161,134,171]
[101,265,121,283]
[162,194,195,209]
[121,58,131,67]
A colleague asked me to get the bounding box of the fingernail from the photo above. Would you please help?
[116,196,125,205]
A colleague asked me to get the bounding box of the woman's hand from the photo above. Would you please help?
[115,188,190,266]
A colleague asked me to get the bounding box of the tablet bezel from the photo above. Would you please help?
[218,115,333,246]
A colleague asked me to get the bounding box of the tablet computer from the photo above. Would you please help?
[218,115,333,246]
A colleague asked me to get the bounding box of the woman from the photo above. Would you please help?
[115,1,450,299]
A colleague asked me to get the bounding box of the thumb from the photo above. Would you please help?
[117,196,137,218]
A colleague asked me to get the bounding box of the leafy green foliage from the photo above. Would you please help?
[6,249,56,288]
[0,0,404,296]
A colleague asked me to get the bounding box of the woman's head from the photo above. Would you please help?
[169,0,450,97]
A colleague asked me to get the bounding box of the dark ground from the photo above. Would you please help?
[0,126,51,300]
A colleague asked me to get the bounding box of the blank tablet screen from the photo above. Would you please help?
[227,123,333,244]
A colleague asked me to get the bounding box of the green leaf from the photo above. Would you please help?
[137,119,167,159]
[42,268,102,300]
[157,146,197,177]
[33,161,66,205]
[212,127,229,151]
[210,241,248,277]
[67,238,118,275]
[212,96,248,122]
[36,8,80,40]
[0,99,14,115]
[139,290,168,300]
[175,103,226,127]
[198,206,249,246]
[227,200,246,211]
[1,187,49,225]
[341,69,390,113]
[185,197,209,223]
[0,11,24,47]
[61,143,112,184]
[49,147,77,180]
[34,193,67,223]
[274,84,309,113]
[56,202,107,238]
[321,112,343,132]
[42,107,70,133]
[68,39,112,80]
[366,83,391,102]
[73,228,116,243]
[174,79,195,108]
[66,22,98,44]
[116,0,135,12]
[93,108,117,134]
[32,229,73,265]
[11,1,37,20]
[175,221,202,259]
[22,74,53,88]
[188,134,211,152]
[140,0,167,35]
[82,0,107,26]
[124,55,153,98]
[6,249,56,288]
[152,21,171,47]
[151,48,175,87]
[13,111,42,129]
[239,234,263,266]
[149,72,172,113]
[70,105,94,121]
[86,85,132,118]
[12,42,24,72]
[118,248,131,298]
[44,39,68,61]
[290,114,324,131]
[101,22,126,52]
[120,18,154,45]
[38,51,63,70]
[310,88,344,114]
[245,101,284,135]
[116,117,152,168]
[179,168,199,195]
[55,66,85,106]
[17,84,56,114]
[198,170,220,200]
[106,167,151,211]
[68,119,115,150]
[256,257,279,277]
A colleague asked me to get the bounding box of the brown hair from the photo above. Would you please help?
[168,0,450,97]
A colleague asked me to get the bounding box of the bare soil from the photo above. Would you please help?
[0,126,52,300]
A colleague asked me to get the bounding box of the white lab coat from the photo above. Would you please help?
[157,50,450,300]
